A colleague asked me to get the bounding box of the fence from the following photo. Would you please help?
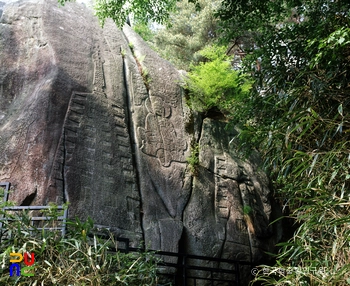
[0,182,68,237]
[96,235,253,285]
[0,182,254,285]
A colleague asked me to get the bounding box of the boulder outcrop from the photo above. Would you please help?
[0,0,280,283]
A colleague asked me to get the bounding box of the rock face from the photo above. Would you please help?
[0,0,279,283]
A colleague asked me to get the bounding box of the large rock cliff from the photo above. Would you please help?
[0,0,279,282]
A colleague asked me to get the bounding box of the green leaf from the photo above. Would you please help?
[329,170,338,185]
[338,104,343,117]
[308,153,319,176]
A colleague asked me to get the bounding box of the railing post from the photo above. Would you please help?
[235,262,240,285]
[0,182,10,233]
[62,207,68,237]
[125,238,130,253]
[182,253,187,286]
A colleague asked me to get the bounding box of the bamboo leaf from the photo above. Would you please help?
[338,104,343,116]
[329,170,338,185]
[335,122,343,134]
[308,153,319,176]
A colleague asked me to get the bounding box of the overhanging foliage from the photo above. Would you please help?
[58,0,177,27]
[215,0,350,284]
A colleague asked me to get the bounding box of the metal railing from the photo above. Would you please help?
[0,182,253,285]
[0,181,10,231]
[0,182,68,237]
[97,235,253,286]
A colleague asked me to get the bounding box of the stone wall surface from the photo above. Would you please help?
[0,0,280,283]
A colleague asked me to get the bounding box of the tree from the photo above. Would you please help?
[215,0,350,284]
[151,0,220,70]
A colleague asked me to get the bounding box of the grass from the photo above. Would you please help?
[0,199,159,286]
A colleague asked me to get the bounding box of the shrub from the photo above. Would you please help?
[183,45,252,117]
[0,203,159,285]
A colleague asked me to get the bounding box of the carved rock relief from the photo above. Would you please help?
[215,155,250,234]
[121,25,193,255]
[48,39,142,239]
[138,96,187,167]
[183,118,275,266]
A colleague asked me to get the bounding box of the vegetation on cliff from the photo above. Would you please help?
[183,44,252,116]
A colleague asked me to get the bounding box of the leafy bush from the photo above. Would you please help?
[0,203,159,285]
[183,45,252,117]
